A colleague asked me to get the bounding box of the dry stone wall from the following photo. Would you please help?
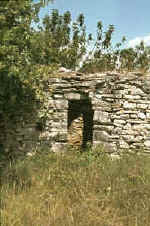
[42,70,150,153]
[2,70,150,155]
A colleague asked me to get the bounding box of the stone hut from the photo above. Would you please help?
[38,70,150,153]
[2,70,150,155]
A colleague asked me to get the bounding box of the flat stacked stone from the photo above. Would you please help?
[3,69,150,155]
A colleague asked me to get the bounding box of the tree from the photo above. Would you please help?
[31,10,88,70]
[0,0,53,161]
[80,21,117,73]
[0,0,53,79]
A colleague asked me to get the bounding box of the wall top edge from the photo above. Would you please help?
[49,70,150,81]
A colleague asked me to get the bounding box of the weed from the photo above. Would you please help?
[1,147,150,225]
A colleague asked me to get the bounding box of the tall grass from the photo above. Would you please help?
[1,147,150,226]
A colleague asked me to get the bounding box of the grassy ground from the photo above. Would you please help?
[1,147,150,226]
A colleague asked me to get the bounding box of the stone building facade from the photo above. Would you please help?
[2,70,150,155]
[39,70,150,153]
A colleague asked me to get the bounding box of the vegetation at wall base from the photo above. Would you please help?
[1,147,150,226]
[0,0,150,133]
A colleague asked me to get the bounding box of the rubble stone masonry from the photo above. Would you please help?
[3,70,150,154]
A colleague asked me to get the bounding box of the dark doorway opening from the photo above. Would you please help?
[67,98,94,149]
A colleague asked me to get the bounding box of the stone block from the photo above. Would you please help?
[127,119,145,124]
[92,100,110,108]
[146,112,150,119]
[93,131,111,142]
[123,101,136,109]
[137,112,146,119]
[130,114,138,119]
[123,123,132,130]
[94,125,114,133]
[102,94,115,98]
[121,129,138,135]
[113,127,122,134]
[114,119,126,126]
[95,94,102,99]
[121,135,135,142]
[49,99,68,109]
[144,124,150,130]
[118,89,129,95]
[114,94,122,99]
[64,93,81,100]
[144,140,150,148]
[134,136,143,142]
[53,94,64,99]
[94,111,111,124]
[119,140,129,149]
[124,95,141,100]
[120,114,130,119]
[137,104,148,109]
[142,81,150,93]
[132,124,144,131]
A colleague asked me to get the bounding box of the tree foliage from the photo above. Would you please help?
[0,0,53,158]
[31,9,88,70]
[80,22,150,73]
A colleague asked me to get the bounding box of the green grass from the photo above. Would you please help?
[1,147,150,226]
